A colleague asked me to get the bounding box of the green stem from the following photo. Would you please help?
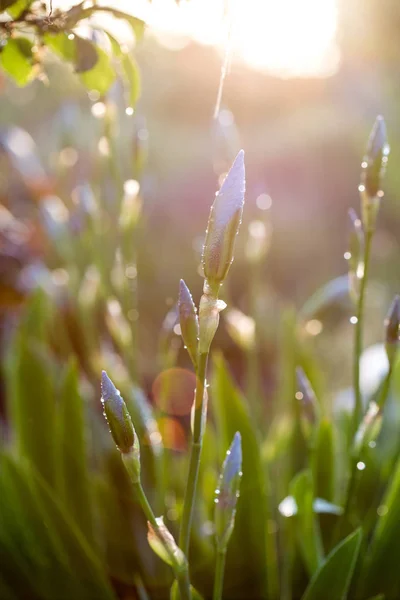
[179,352,209,557]
[334,358,394,546]
[352,229,373,438]
[133,482,191,600]
[213,549,226,600]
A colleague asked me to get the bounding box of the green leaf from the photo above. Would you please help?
[6,0,32,18]
[0,37,35,86]
[57,358,94,545]
[301,529,362,600]
[358,457,400,599]
[312,418,335,501]
[0,0,19,11]
[211,353,271,599]
[79,43,115,95]
[5,293,56,487]
[45,32,115,94]
[104,31,141,107]
[290,469,324,576]
[44,31,76,62]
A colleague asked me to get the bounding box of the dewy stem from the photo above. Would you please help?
[133,482,191,600]
[352,228,373,438]
[213,549,226,600]
[179,352,209,558]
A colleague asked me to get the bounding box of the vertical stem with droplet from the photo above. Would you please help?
[352,228,373,438]
[179,352,209,558]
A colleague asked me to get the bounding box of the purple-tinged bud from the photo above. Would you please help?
[214,432,242,551]
[178,279,199,368]
[202,150,245,290]
[101,370,139,460]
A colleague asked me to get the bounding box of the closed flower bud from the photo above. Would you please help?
[198,291,227,354]
[360,116,390,231]
[214,432,242,552]
[101,370,139,462]
[384,295,400,362]
[202,150,245,289]
[178,279,199,368]
[147,517,187,571]
[361,116,389,199]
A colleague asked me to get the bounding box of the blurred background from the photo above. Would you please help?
[1,0,400,410]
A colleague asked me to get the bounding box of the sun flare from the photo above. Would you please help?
[54,0,339,77]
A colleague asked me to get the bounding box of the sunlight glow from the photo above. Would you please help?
[53,0,339,77]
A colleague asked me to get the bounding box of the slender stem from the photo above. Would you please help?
[133,482,191,600]
[334,359,395,546]
[213,549,226,600]
[179,352,209,557]
[352,229,373,437]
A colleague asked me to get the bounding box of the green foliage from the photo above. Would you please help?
[301,529,362,600]
[0,1,144,100]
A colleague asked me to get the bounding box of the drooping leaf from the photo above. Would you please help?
[301,529,362,600]
[299,274,350,321]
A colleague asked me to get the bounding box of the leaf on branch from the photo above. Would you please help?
[0,37,35,86]
[0,0,19,12]
[6,0,32,18]
[45,32,115,95]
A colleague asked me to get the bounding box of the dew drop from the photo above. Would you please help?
[350,316,358,324]
[357,461,366,471]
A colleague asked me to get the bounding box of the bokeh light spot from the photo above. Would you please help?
[153,368,196,416]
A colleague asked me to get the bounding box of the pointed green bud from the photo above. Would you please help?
[202,149,245,291]
[101,371,139,464]
[147,517,187,571]
[360,116,390,230]
[295,367,320,441]
[214,432,242,552]
[178,279,199,368]
[384,295,400,362]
